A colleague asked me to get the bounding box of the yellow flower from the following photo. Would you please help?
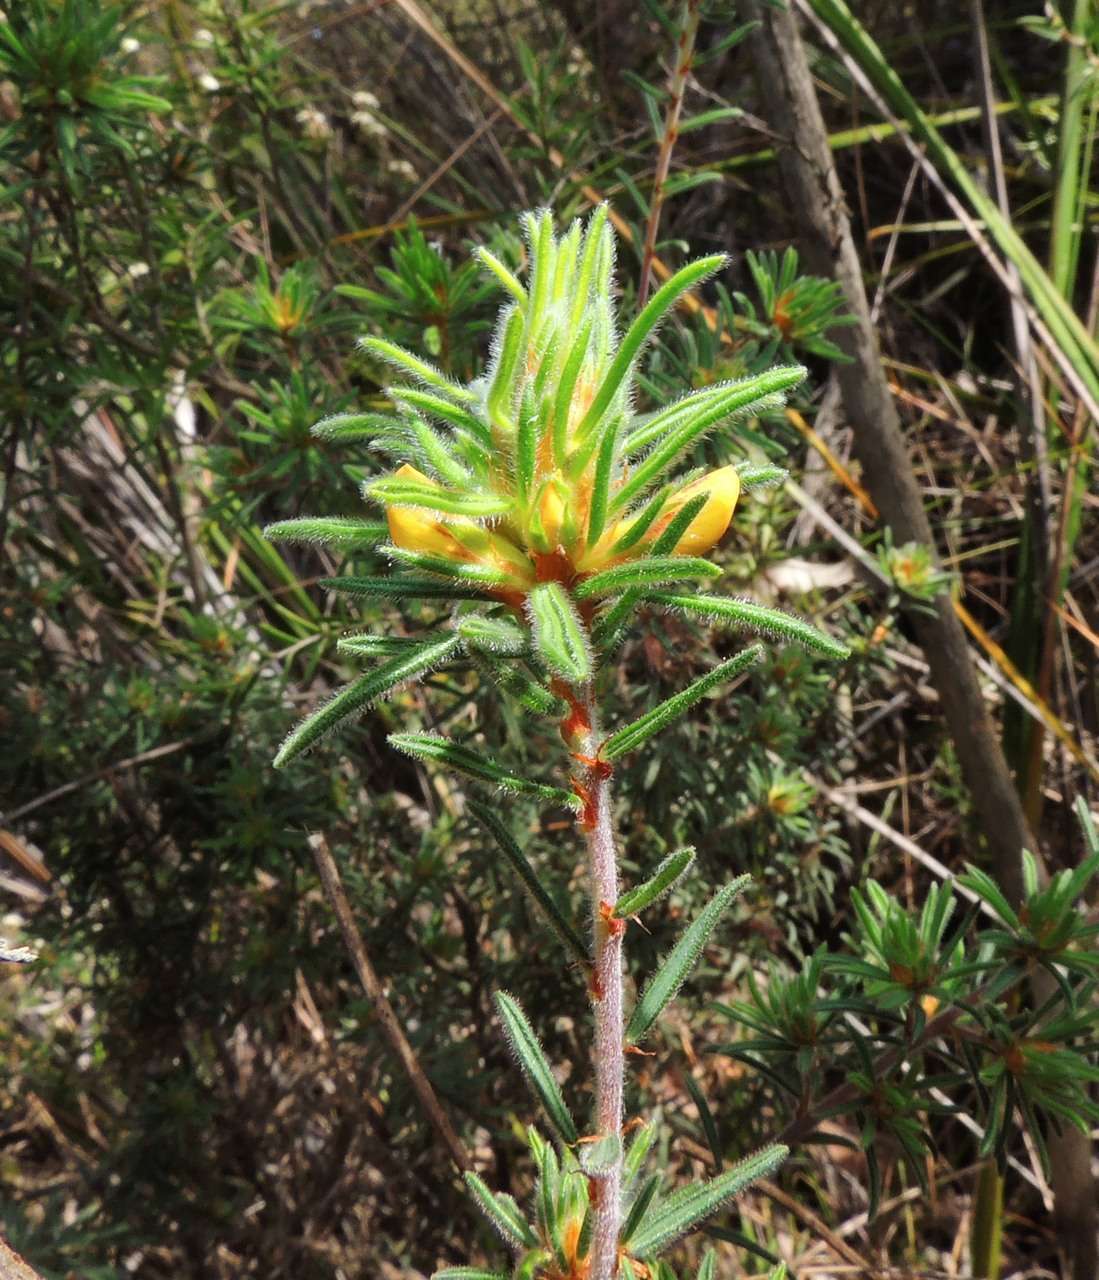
[385,464,534,587]
[386,465,469,559]
[660,465,740,555]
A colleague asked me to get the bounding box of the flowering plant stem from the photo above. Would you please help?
[577,687,625,1279]
[267,209,847,1279]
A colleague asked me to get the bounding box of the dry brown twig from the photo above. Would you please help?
[307,832,472,1173]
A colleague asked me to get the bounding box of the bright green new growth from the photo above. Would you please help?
[267,208,851,1280]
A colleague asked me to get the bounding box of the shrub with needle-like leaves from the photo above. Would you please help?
[268,208,849,1280]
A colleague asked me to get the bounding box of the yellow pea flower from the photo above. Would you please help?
[658,465,740,555]
[385,465,469,560]
[385,464,534,588]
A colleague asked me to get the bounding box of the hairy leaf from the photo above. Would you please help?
[476,653,566,717]
[367,477,513,519]
[385,547,510,586]
[737,463,789,490]
[627,877,752,1044]
[263,516,387,547]
[578,1132,621,1176]
[433,1270,511,1280]
[495,991,578,1145]
[389,733,580,808]
[488,305,525,432]
[613,367,805,510]
[621,1173,662,1245]
[629,1144,788,1257]
[337,634,428,658]
[321,575,494,601]
[463,1172,539,1249]
[389,387,493,448]
[614,847,695,918]
[575,556,720,600]
[652,593,850,659]
[361,336,477,403]
[601,646,764,760]
[310,412,394,442]
[474,245,526,303]
[471,803,590,970]
[456,615,528,656]
[274,636,460,768]
[575,255,728,441]
[527,582,592,683]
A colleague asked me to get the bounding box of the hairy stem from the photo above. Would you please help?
[578,688,624,1279]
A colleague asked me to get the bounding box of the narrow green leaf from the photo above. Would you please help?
[737,464,789,490]
[516,387,538,500]
[408,413,472,486]
[495,991,579,1145]
[651,493,709,555]
[624,1122,658,1185]
[385,547,509,586]
[569,204,609,331]
[527,582,592,683]
[321,575,493,601]
[337,634,425,658]
[602,645,764,761]
[472,804,591,971]
[652,593,850,660]
[627,877,752,1044]
[433,1269,510,1280]
[630,1144,788,1258]
[591,488,700,646]
[274,636,460,768]
[575,556,720,600]
[626,387,729,456]
[554,318,593,463]
[609,485,674,554]
[684,1073,723,1170]
[487,305,524,432]
[263,517,387,547]
[310,412,393,442]
[695,1250,717,1280]
[463,1172,539,1249]
[457,615,528,656]
[361,336,478,402]
[578,1132,622,1176]
[475,653,565,716]
[525,208,555,324]
[575,255,728,441]
[474,245,526,303]
[389,733,580,808]
[614,847,695,918]
[621,1173,662,1245]
[612,367,805,511]
[367,477,513,519]
[585,416,620,547]
[389,387,493,449]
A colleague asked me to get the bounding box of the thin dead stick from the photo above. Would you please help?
[0,738,195,826]
[307,832,471,1172]
[638,0,702,305]
[756,1176,869,1271]
[392,106,507,226]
